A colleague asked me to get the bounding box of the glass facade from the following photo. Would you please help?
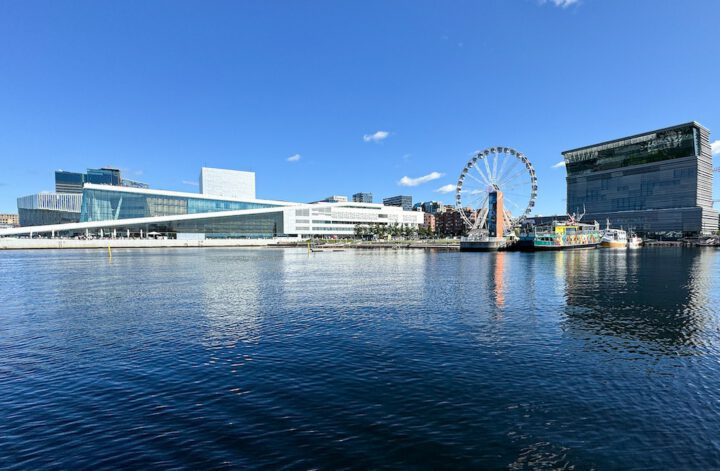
[80,188,282,222]
[563,123,717,237]
[55,168,148,193]
[18,209,81,227]
[86,168,121,186]
[55,171,86,193]
[565,125,698,176]
[383,195,413,211]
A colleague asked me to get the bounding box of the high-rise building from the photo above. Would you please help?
[55,168,148,193]
[200,167,255,200]
[383,195,413,212]
[563,122,718,236]
[352,192,373,203]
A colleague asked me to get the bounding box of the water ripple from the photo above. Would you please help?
[1,247,720,468]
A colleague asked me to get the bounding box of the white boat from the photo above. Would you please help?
[601,221,627,249]
[627,234,643,249]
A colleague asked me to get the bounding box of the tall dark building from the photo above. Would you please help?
[55,167,148,193]
[383,195,412,212]
[352,192,373,203]
[563,122,717,237]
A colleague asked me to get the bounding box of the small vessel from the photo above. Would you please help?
[601,221,628,249]
[627,233,643,249]
[517,211,602,251]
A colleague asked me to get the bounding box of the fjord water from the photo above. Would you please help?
[2,248,720,469]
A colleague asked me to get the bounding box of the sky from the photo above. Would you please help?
[1,0,719,215]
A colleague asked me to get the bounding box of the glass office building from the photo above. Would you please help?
[352,192,373,203]
[383,195,413,212]
[55,168,148,193]
[79,185,283,222]
[563,122,718,237]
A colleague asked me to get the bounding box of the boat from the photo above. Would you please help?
[627,229,643,249]
[516,213,602,251]
[601,221,627,249]
[628,235,643,249]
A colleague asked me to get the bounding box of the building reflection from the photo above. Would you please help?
[491,252,506,309]
[198,248,270,347]
[560,249,713,352]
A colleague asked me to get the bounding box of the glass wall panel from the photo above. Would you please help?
[80,188,281,222]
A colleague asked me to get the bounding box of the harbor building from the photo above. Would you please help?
[383,195,413,212]
[436,207,475,237]
[200,167,255,200]
[422,212,436,233]
[17,193,83,226]
[19,167,148,226]
[352,192,373,203]
[2,169,423,239]
[563,122,718,237]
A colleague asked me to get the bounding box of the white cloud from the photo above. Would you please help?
[711,140,720,155]
[287,153,301,162]
[398,171,444,187]
[552,160,566,168]
[363,130,390,143]
[539,0,578,7]
[434,184,455,194]
[182,180,199,187]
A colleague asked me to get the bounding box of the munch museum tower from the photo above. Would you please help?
[563,122,717,237]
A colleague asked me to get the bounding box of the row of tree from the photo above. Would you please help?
[353,223,437,239]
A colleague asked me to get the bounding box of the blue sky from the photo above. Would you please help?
[1,0,719,214]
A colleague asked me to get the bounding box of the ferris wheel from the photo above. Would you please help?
[455,146,537,232]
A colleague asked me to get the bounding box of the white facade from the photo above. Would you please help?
[199,167,256,200]
[283,202,424,236]
[17,193,83,212]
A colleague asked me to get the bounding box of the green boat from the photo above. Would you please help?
[517,218,602,251]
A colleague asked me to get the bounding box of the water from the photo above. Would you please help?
[1,248,720,469]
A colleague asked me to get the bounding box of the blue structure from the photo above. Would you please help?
[80,185,282,222]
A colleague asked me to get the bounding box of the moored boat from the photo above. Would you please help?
[627,234,643,249]
[601,223,628,249]
[517,217,602,251]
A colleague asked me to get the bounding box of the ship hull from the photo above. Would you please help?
[460,237,510,252]
[514,240,600,252]
[600,241,627,249]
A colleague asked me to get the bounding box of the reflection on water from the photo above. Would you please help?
[2,248,720,469]
[560,249,717,353]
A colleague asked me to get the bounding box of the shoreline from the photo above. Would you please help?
[0,238,461,251]
[0,238,713,251]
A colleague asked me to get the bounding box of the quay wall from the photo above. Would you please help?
[0,238,461,250]
[0,238,287,250]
